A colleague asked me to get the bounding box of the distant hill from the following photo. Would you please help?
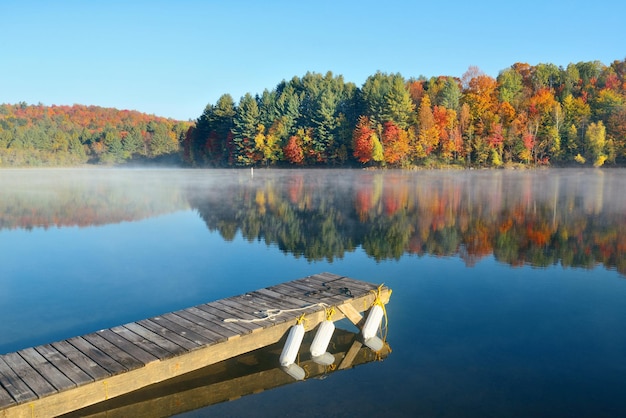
[0,103,191,166]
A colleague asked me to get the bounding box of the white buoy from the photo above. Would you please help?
[279,323,305,367]
[310,319,336,365]
[362,304,384,351]
[310,320,335,357]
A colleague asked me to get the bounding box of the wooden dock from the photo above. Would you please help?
[0,273,391,417]
[62,327,391,417]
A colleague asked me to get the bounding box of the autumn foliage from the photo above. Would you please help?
[3,58,626,167]
[0,103,190,166]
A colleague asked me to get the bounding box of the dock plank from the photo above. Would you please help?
[96,329,161,365]
[108,326,175,360]
[51,340,110,381]
[34,344,94,386]
[137,319,203,351]
[0,356,37,404]
[67,337,127,376]
[255,287,313,308]
[153,314,220,345]
[249,289,329,320]
[307,274,381,295]
[18,348,75,392]
[230,291,313,320]
[174,309,240,340]
[122,323,188,357]
[163,312,227,343]
[0,385,15,409]
[1,352,56,398]
[200,302,262,332]
[216,299,278,328]
[185,306,250,336]
[81,333,145,371]
[246,289,308,311]
[270,282,346,307]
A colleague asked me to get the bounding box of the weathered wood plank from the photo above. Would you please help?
[0,356,37,404]
[67,337,127,376]
[185,306,249,336]
[271,282,346,307]
[217,299,277,329]
[255,287,312,308]
[162,313,226,344]
[82,333,145,372]
[122,323,188,357]
[1,352,56,398]
[108,326,175,360]
[0,384,15,409]
[95,329,160,365]
[34,344,94,387]
[138,318,204,350]
[250,289,329,321]
[230,291,317,322]
[247,289,310,312]
[283,278,347,300]
[196,303,261,335]
[198,299,263,332]
[174,309,240,340]
[308,273,381,295]
[17,348,75,392]
[51,340,110,381]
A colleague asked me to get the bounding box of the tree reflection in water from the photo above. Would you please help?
[189,169,626,276]
[1,168,623,276]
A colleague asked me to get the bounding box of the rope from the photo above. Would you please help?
[223,302,328,323]
[325,306,335,321]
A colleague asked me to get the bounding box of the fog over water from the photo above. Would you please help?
[1,168,625,417]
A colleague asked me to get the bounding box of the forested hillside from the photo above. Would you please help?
[0,104,190,166]
[186,59,626,168]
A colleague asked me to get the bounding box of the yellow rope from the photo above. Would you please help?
[325,306,335,321]
[295,313,306,325]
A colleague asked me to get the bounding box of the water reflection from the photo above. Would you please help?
[0,168,188,229]
[60,327,390,418]
[190,169,626,276]
[1,168,624,276]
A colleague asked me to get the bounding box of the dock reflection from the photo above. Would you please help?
[61,327,391,418]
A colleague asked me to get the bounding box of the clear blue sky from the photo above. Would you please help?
[2,0,624,121]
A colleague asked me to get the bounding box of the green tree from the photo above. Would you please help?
[497,67,524,108]
[439,77,462,111]
[362,72,414,130]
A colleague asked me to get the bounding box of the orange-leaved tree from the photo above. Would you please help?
[382,121,410,165]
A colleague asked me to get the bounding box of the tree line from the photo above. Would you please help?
[186,59,626,168]
[0,103,190,166]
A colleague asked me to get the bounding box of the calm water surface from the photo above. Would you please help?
[1,168,625,417]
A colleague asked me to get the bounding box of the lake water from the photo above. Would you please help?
[1,168,625,417]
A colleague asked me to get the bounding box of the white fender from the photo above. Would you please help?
[362,304,384,340]
[362,304,385,350]
[310,319,335,358]
[279,323,305,367]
